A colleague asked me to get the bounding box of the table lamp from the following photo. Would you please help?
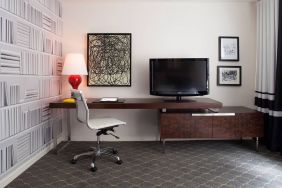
[62,53,88,89]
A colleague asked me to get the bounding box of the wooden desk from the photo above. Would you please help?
[50,98,263,153]
[49,97,223,109]
[49,98,222,154]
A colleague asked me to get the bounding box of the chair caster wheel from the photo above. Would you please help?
[90,166,97,172]
[70,159,77,164]
[116,160,123,165]
[113,149,118,154]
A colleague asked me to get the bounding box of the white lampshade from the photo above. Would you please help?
[62,53,88,75]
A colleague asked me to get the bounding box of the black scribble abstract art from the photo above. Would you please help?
[87,33,131,86]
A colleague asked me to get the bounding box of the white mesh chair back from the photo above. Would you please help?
[71,90,89,125]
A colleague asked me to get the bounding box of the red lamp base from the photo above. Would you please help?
[68,75,82,89]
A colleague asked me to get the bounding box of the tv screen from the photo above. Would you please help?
[150,58,209,99]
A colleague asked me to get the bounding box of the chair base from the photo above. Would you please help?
[71,146,123,171]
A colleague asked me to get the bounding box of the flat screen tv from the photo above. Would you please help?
[150,58,209,101]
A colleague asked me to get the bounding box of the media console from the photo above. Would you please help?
[160,107,264,152]
[49,98,264,153]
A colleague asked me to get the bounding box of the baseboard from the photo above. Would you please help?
[0,137,64,188]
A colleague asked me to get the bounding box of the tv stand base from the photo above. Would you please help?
[163,99,196,103]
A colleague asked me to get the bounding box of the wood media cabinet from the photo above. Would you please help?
[160,107,264,152]
[50,98,264,153]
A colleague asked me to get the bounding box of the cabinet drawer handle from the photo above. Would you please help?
[213,113,235,116]
[192,113,235,116]
[192,114,214,116]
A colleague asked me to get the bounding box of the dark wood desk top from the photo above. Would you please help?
[49,98,222,109]
[216,106,258,113]
[165,106,258,113]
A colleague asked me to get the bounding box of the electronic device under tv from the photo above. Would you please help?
[150,58,209,101]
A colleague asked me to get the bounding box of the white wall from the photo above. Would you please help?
[63,0,257,141]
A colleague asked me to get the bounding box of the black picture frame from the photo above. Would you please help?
[217,66,242,86]
[87,33,132,87]
[219,36,239,61]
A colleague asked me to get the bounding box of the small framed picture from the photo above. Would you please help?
[217,66,242,86]
[219,36,239,61]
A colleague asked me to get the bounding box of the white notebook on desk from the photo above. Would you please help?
[100,97,118,102]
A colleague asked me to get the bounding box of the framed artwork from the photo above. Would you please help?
[217,66,242,86]
[87,33,131,86]
[219,36,239,61]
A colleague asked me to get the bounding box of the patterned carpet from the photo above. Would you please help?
[6,141,282,188]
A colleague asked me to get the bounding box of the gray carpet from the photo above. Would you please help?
[6,141,282,188]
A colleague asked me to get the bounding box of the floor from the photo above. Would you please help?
[6,141,282,188]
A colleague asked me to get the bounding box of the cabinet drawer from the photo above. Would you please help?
[212,116,239,138]
[191,116,213,138]
[160,113,192,139]
[239,113,264,137]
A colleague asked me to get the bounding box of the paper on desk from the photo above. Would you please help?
[100,97,118,102]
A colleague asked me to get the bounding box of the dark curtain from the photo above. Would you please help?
[265,0,282,152]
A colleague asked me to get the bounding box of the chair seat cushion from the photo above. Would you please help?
[88,118,126,130]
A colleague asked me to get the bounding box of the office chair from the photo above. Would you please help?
[70,90,126,172]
